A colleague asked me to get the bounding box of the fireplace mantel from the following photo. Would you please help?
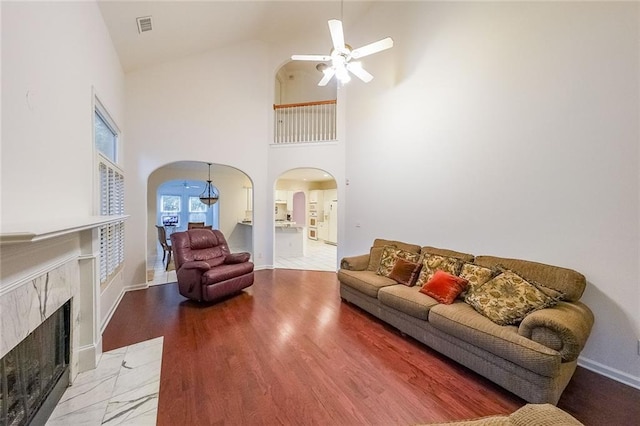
[0,215,128,245]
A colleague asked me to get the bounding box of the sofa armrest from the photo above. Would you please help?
[181,260,211,271]
[225,252,251,264]
[519,301,594,362]
[340,254,370,271]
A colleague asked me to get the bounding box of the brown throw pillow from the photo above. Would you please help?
[420,270,468,304]
[388,258,422,286]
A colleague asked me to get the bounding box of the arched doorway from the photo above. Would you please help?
[274,168,337,271]
[147,161,253,284]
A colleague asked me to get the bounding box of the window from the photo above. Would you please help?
[189,196,207,213]
[161,195,181,213]
[188,196,207,224]
[95,111,117,162]
[95,98,124,288]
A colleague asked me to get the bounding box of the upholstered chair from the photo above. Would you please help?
[170,228,254,302]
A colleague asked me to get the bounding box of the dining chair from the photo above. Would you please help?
[155,225,172,271]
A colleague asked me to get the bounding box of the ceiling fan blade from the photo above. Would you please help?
[317,67,336,86]
[351,37,394,59]
[328,19,345,50]
[291,54,332,61]
[347,62,373,83]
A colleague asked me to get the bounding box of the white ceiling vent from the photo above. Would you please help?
[136,16,153,34]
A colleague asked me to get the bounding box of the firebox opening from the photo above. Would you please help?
[0,300,71,426]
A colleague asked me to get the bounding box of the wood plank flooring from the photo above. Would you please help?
[102,269,640,425]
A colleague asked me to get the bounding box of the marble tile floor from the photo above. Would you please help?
[46,337,163,426]
[147,238,338,285]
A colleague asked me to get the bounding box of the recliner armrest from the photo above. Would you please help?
[340,254,369,271]
[181,260,211,271]
[518,301,594,362]
[225,252,251,264]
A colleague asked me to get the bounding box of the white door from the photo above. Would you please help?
[327,201,338,244]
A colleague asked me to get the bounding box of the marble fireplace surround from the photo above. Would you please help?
[0,216,127,382]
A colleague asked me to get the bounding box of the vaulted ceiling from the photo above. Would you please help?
[97,1,374,72]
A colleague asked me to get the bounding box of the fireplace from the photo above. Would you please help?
[0,300,71,425]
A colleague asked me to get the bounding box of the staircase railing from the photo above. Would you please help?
[273,100,337,144]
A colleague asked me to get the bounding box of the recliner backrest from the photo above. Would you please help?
[171,229,231,270]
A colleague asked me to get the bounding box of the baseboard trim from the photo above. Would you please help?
[578,356,640,390]
[77,343,99,373]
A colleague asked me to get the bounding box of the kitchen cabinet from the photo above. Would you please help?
[324,189,337,202]
[309,190,320,203]
[286,191,294,211]
[275,190,288,203]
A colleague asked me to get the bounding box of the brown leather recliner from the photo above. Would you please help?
[170,228,254,302]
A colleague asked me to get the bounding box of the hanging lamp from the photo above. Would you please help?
[199,162,219,206]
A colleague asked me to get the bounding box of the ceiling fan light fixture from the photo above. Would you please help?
[335,65,350,83]
[290,19,393,87]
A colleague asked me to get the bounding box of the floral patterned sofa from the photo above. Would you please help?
[338,239,594,404]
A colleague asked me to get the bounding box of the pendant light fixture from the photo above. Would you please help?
[199,162,219,206]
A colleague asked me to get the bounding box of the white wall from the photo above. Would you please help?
[1,1,124,221]
[276,66,337,104]
[344,2,640,386]
[125,39,275,282]
[1,1,126,331]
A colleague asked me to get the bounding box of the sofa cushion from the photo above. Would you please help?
[419,271,468,304]
[465,270,560,326]
[429,302,561,377]
[421,246,475,263]
[388,258,422,286]
[474,256,586,303]
[202,262,254,285]
[377,245,422,277]
[337,269,397,298]
[415,254,464,288]
[378,285,438,320]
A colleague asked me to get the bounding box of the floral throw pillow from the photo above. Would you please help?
[415,254,463,288]
[459,263,496,298]
[376,245,421,277]
[464,269,561,326]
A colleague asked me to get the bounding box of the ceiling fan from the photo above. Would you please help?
[182,181,200,189]
[291,19,393,86]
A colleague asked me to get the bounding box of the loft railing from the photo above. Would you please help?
[273,100,336,144]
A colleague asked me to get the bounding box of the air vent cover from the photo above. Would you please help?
[136,16,153,34]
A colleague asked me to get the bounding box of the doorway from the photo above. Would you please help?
[274,168,337,271]
[147,161,253,284]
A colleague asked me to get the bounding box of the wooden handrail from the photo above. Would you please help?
[273,99,337,110]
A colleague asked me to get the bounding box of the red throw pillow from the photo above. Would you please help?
[388,258,422,286]
[419,270,468,304]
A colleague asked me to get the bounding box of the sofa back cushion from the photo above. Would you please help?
[367,239,421,271]
[420,246,475,263]
[474,256,586,302]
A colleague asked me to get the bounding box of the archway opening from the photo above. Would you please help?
[274,167,337,271]
[147,161,253,284]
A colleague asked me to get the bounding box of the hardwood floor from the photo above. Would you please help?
[102,270,640,425]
